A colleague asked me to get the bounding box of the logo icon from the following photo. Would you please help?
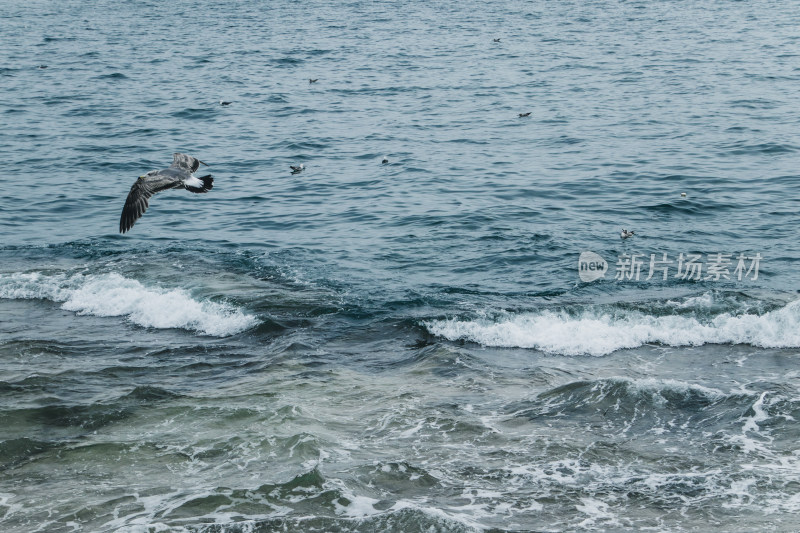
[578,251,608,282]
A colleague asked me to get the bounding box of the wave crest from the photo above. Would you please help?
[0,271,258,336]
[425,298,800,356]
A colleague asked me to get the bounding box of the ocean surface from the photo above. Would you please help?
[2,0,800,531]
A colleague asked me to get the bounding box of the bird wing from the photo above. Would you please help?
[169,153,206,173]
[119,174,182,233]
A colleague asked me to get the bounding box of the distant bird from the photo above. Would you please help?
[309,78,318,84]
[119,153,213,234]
[219,100,232,106]
[37,65,48,69]
[621,229,635,239]
[290,164,305,174]
[681,192,687,197]
[493,38,501,43]
[381,156,389,164]
[518,112,531,118]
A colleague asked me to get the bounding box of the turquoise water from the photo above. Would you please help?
[2,1,800,531]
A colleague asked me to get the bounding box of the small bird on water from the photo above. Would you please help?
[493,38,501,43]
[290,164,305,174]
[381,156,389,164]
[119,153,213,234]
[219,99,232,106]
[621,229,635,239]
[518,112,531,118]
[309,78,318,84]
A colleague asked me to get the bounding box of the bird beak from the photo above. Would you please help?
[198,160,208,167]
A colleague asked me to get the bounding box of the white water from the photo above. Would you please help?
[426,299,800,356]
[0,271,258,336]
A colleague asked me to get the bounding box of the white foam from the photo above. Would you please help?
[0,271,72,301]
[741,391,770,435]
[388,499,484,530]
[0,492,22,520]
[425,300,800,356]
[334,494,380,518]
[0,271,258,337]
[576,497,618,529]
[620,377,725,400]
[667,292,714,309]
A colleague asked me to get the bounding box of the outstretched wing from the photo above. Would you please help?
[119,174,181,233]
[170,153,206,173]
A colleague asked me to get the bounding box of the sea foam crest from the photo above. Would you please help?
[425,300,800,356]
[0,271,258,336]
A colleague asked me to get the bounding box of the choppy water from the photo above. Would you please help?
[3,0,800,531]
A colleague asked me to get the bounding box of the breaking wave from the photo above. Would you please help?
[425,296,800,356]
[0,271,258,336]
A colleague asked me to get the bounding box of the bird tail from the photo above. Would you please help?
[185,174,213,193]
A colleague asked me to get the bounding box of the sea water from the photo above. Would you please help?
[2,0,800,531]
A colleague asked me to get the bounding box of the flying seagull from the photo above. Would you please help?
[119,153,213,234]
[621,229,635,239]
[518,112,531,118]
[290,164,305,174]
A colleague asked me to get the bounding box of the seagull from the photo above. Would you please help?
[219,99,232,106]
[493,38,501,43]
[381,156,389,164]
[309,78,318,84]
[518,112,531,118]
[119,153,213,234]
[621,229,635,239]
[290,164,305,174]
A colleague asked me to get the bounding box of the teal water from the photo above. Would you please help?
[2,1,800,531]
